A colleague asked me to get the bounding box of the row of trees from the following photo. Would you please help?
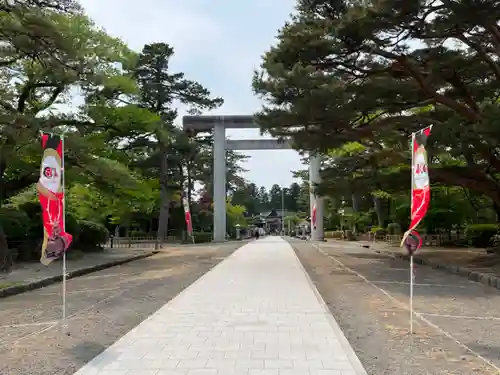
[252,0,500,245]
[0,0,253,268]
[12,0,500,265]
[230,182,306,216]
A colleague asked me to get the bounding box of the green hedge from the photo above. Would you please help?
[325,230,344,239]
[193,232,212,243]
[16,201,81,244]
[0,206,30,241]
[76,220,109,251]
[371,226,387,238]
[387,223,402,234]
[0,203,109,260]
[129,230,153,237]
[465,224,498,248]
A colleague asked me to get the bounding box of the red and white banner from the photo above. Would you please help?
[38,133,72,265]
[401,126,432,252]
[182,196,193,234]
[311,202,317,230]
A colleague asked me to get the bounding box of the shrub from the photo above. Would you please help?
[17,201,41,219]
[0,206,31,242]
[13,202,81,260]
[17,201,45,243]
[325,230,344,239]
[129,230,149,238]
[344,230,357,241]
[0,206,32,261]
[370,226,387,238]
[17,202,80,242]
[488,234,500,254]
[387,223,402,235]
[192,232,212,243]
[65,214,81,244]
[465,224,498,248]
[76,220,109,251]
[355,214,372,233]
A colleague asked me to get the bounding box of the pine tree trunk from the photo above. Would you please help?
[0,159,11,273]
[0,224,10,273]
[373,195,384,227]
[494,203,500,223]
[352,193,359,212]
[158,150,170,242]
[158,191,170,242]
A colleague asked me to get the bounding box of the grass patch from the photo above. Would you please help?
[0,282,22,289]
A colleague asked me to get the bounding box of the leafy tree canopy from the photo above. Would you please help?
[253,0,500,207]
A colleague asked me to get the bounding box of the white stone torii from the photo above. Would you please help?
[182,115,324,242]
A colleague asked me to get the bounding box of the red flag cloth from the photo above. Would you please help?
[38,133,72,265]
[401,126,432,249]
[182,196,193,234]
[312,203,317,229]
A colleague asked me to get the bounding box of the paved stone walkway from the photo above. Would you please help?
[74,237,366,375]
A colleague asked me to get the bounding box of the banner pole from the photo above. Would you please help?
[402,126,433,335]
[410,255,414,334]
[61,134,67,333]
[409,131,416,335]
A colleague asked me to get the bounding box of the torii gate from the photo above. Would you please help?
[182,115,324,242]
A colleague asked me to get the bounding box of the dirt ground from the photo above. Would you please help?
[0,243,242,375]
[366,240,500,277]
[291,239,500,375]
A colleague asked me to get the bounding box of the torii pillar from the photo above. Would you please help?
[213,121,227,242]
[182,115,324,242]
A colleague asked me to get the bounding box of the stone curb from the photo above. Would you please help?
[294,242,368,375]
[377,248,500,290]
[0,250,160,299]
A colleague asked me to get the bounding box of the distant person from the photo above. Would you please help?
[254,227,260,240]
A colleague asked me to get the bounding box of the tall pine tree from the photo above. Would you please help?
[133,43,222,240]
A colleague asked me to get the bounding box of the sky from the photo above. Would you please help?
[78,0,304,190]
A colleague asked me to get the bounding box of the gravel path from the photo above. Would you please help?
[1,247,155,284]
[291,239,500,375]
[0,243,242,375]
